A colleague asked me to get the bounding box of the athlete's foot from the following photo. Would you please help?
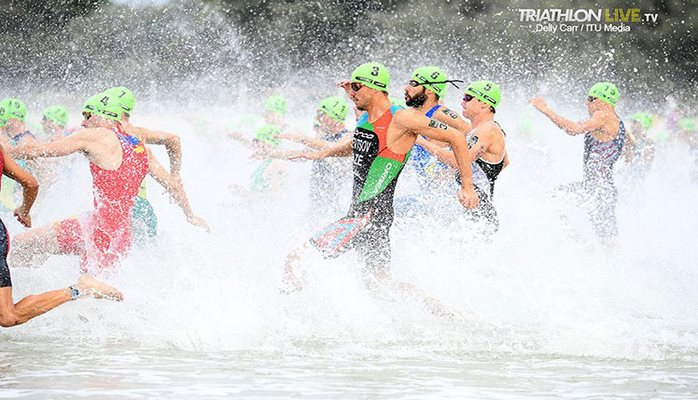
[76,275,124,301]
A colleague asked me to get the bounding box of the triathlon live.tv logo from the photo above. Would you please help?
[518,8,659,33]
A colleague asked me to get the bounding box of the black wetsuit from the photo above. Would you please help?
[310,106,409,271]
[582,119,625,237]
[0,153,12,288]
[456,123,506,232]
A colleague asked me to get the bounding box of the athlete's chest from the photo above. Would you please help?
[352,128,380,168]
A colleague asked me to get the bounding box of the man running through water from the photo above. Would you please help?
[0,130,121,327]
[0,99,44,210]
[416,81,508,232]
[282,62,478,313]
[396,66,471,217]
[531,82,625,239]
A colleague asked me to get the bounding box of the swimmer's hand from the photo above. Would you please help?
[458,186,479,209]
[529,97,549,112]
[13,207,32,228]
[187,215,210,232]
[337,79,352,91]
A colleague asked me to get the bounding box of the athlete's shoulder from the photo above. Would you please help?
[438,106,461,121]
[478,120,504,137]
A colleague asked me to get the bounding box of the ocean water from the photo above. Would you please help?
[1,100,697,399]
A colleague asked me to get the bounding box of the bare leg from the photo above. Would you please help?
[8,222,62,268]
[0,275,122,328]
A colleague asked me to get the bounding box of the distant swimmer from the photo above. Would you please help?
[531,82,625,239]
[0,98,44,210]
[283,62,478,316]
[416,80,508,232]
[0,98,37,147]
[0,142,121,328]
[622,112,655,182]
[229,95,290,194]
[41,106,70,142]
[277,96,352,213]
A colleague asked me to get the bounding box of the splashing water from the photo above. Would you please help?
[0,83,697,399]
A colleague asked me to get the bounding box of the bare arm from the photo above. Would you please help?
[415,136,458,168]
[138,127,182,176]
[10,129,93,159]
[530,97,605,136]
[289,136,353,161]
[393,109,478,208]
[146,149,209,231]
[1,146,38,227]
[278,133,334,150]
[433,106,472,134]
[228,131,255,148]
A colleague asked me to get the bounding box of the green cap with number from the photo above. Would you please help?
[0,98,27,125]
[43,106,69,127]
[465,80,501,109]
[351,62,390,92]
[588,82,619,106]
[411,66,448,97]
[317,96,349,123]
[103,86,135,115]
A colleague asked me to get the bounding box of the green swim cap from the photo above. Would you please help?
[679,118,696,132]
[0,98,27,125]
[317,96,349,123]
[103,86,135,115]
[631,112,653,130]
[254,124,282,146]
[91,94,122,121]
[82,93,104,114]
[351,62,390,92]
[43,106,69,127]
[264,96,287,115]
[588,82,619,106]
[411,66,448,97]
[465,80,501,109]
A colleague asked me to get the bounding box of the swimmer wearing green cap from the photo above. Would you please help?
[395,67,473,216]
[0,98,37,146]
[9,91,208,273]
[275,96,353,212]
[99,86,209,233]
[622,112,655,179]
[42,106,70,142]
[419,80,508,231]
[0,98,42,211]
[404,67,471,184]
[531,82,625,239]
[281,62,478,317]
